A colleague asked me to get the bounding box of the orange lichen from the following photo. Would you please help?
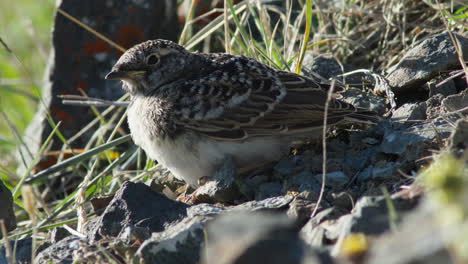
[118,24,145,51]
[51,107,74,128]
[82,39,111,56]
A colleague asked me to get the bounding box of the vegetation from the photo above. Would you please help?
[0,0,466,262]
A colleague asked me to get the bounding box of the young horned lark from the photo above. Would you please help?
[106,39,378,186]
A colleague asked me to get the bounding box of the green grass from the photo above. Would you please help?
[0,0,54,157]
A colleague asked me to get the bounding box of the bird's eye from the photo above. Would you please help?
[146,54,160,65]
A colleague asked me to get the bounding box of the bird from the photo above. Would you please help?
[105,39,378,187]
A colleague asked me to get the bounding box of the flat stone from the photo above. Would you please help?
[386,32,468,93]
[392,102,427,124]
[136,216,212,264]
[442,89,468,114]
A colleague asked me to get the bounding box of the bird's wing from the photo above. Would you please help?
[171,56,372,140]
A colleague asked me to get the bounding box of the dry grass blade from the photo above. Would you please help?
[1,220,14,264]
[312,80,336,218]
[54,7,125,52]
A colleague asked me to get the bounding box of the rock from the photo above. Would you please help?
[255,182,283,200]
[341,88,387,115]
[425,93,445,119]
[301,195,419,256]
[0,238,32,264]
[449,119,468,155]
[426,79,457,97]
[19,0,179,175]
[285,170,322,194]
[366,201,451,264]
[442,88,468,114]
[357,162,401,182]
[89,181,189,241]
[0,180,16,238]
[392,102,427,124]
[300,53,364,85]
[193,156,241,203]
[380,125,436,156]
[273,156,304,176]
[136,216,212,264]
[49,227,70,243]
[230,195,294,212]
[386,32,468,93]
[202,212,328,264]
[287,192,323,227]
[187,204,224,217]
[35,236,80,264]
[315,171,349,191]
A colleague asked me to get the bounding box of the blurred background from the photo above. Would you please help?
[0,0,53,157]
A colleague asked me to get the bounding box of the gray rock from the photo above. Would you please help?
[89,181,189,241]
[202,212,329,264]
[330,196,418,256]
[187,204,224,218]
[301,195,419,256]
[136,216,212,264]
[286,170,322,194]
[449,119,468,154]
[287,192,323,227]
[392,102,427,124]
[357,162,401,182]
[426,79,457,97]
[19,0,179,175]
[194,156,241,203]
[35,236,80,264]
[314,171,349,191]
[442,88,468,114]
[425,93,445,119]
[380,127,434,155]
[386,32,468,93]
[366,201,452,264]
[230,195,294,212]
[0,180,16,238]
[341,88,387,115]
[273,156,304,176]
[0,239,32,264]
[255,182,283,200]
[300,53,364,85]
[49,227,70,244]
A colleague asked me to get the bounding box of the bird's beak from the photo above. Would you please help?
[105,70,145,80]
[105,70,126,80]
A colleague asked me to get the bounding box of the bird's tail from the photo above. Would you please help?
[345,109,383,125]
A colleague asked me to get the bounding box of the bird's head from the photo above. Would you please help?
[105,39,191,95]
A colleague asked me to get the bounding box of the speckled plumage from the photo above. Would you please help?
[106,39,378,186]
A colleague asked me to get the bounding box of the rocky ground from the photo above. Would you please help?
[0,1,467,263]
